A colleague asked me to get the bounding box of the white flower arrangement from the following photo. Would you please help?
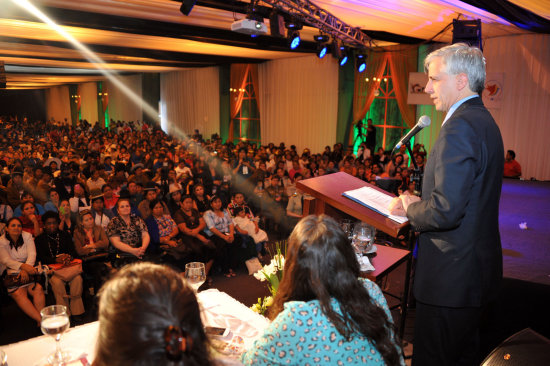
[250,241,286,315]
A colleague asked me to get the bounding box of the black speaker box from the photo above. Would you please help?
[481,328,550,366]
[0,61,6,89]
[269,12,285,38]
[452,19,482,50]
[180,0,197,16]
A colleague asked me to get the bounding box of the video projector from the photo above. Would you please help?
[231,18,268,35]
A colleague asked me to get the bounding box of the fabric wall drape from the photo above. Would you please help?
[387,46,418,128]
[484,33,550,180]
[160,67,220,140]
[230,64,249,119]
[79,82,98,124]
[258,55,339,153]
[45,85,71,123]
[353,51,388,123]
[350,46,418,148]
[106,75,142,124]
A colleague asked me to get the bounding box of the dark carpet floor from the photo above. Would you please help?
[499,179,550,285]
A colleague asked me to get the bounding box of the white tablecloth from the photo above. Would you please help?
[1,289,269,365]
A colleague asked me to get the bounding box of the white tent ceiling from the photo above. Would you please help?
[1,0,548,89]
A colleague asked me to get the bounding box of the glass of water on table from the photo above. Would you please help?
[40,305,71,365]
[185,262,206,293]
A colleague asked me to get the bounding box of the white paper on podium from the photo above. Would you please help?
[342,186,409,224]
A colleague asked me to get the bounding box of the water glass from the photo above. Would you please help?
[352,221,376,254]
[40,305,70,365]
[185,262,206,293]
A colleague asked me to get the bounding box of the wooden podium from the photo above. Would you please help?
[296,172,412,338]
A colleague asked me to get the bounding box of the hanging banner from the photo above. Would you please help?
[482,72,504,109]
[407,72,432,105]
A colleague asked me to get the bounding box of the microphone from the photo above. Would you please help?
[393,115,431,152]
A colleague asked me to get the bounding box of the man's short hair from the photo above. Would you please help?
[507,150,516,159]
[424,43,486,94]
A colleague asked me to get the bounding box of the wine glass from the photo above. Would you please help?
[352,221,376,254]
[40,305,70,365]
[185,262,206,293]
[340,220,354,242]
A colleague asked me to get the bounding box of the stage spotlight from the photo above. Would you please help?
[314,34,329,59]
[339,46,349,66]
[288,30,301,49]
[285,21,303,31]
[356,53,367,72]
[317,44,328,58]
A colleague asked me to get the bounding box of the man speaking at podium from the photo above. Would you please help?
[390,43,504,365]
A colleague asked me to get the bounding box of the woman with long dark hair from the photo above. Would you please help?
[94,262,213,366]
[242,215,404,366]
[0,217,45,323]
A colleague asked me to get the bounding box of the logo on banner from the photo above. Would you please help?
[482,73,504,109]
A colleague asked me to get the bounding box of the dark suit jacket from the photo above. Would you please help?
[407,97,504,308]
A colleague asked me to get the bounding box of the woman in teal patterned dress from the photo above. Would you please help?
[242,215,404,366]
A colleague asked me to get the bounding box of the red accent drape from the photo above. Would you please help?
[229,64,260,141]
[350,46,418,147]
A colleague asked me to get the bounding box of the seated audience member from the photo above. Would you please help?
[86,168,106,192]
[0,193,14,226]
[242,215,404,366]
[264,175,287,232]
[19,200,43,237]
[145,199,179,258]
[173,195,216,278]
[285,174,305,231]
[233,206,267,260]
[6,169,26,209]
[340,156,357,176]
[191,183,211,215]
[43,189,60,213]
[233,147,256,182]
[73,209,110,295]
[101,183,119,211]
[166,184,183,215]
[274,167,291,195]
[34,167,54,206]
[90,189,112,229]
[503,149,522,178]
[69,183,91,214]
[35,211,84,318]
[227,191,255,218]
[58,199,76,236]
[94,263,214,366]
[13,191,46,217]
[137,182,159,219]
[106,198,150,268]
[0,217,45,323]
[203,195,238,278]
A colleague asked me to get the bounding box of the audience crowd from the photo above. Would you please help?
[0,115,426,325]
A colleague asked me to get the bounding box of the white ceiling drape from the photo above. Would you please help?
[258,55,339,154]
[45,85,71,123]
[106,74,143,124]
[80,82,98,124]
[160,67,220,140]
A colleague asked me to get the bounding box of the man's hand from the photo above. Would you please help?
[389,195,421,216]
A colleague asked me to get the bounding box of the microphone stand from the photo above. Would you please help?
[405,141,423,197]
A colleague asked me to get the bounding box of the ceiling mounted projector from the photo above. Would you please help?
[231,18,268,35]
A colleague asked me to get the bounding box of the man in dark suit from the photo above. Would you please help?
[391,43,504,365]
